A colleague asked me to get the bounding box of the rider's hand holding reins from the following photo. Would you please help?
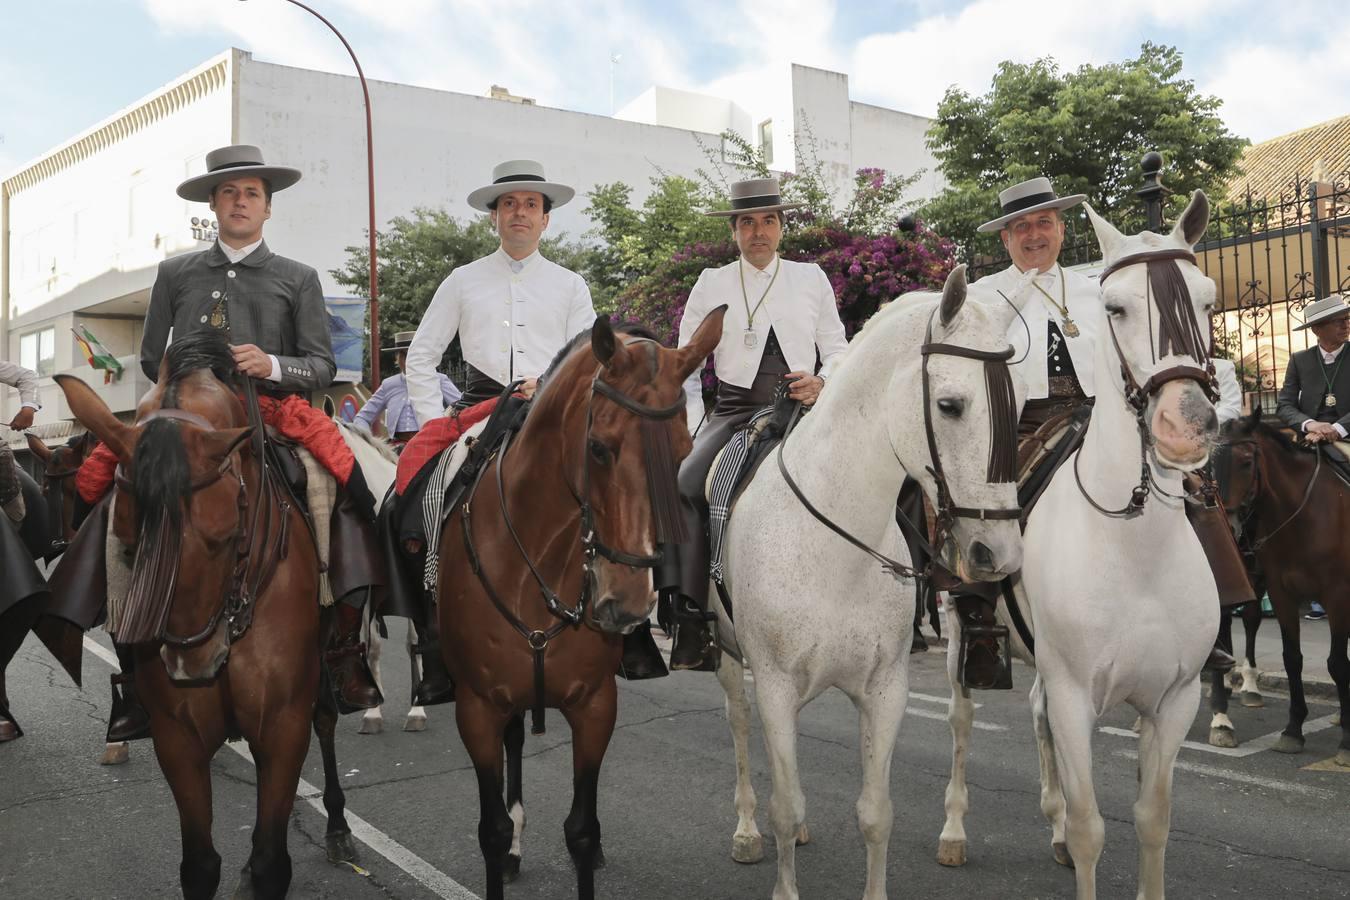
[7,407,34,431]
[785,371,824,405]
[1304,421,1341,444]
[230,343,274,379]
[518,377,539,399]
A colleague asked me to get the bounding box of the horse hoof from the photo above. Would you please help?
[358,715,383,735]
[1209,726,1239,749]
[1239,691,1265,709]
[732,833,764,864]
[1272,734,1305,755]
[936,838,967,867]
[326,830,358,864]
[502,853,521,883]
[0,720,21,742]
[1052,841,1074,868]
[795,824,810,846]
[403,713,427,733]
[100,742,129,766]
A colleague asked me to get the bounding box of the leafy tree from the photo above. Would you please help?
[923,43,1247,261]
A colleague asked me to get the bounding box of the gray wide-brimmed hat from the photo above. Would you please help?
[467,160,575,212]
[704,177,804,217]
[176,144,302,202]
[977,177,1087,233]
[1294,294,1350,330]
[380,331,417,353]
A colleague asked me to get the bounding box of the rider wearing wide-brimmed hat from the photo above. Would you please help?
[1278,293,1350,444]
[353,331,461,442]
[668,177,849,671]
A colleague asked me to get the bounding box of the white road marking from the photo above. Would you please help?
[1113,750,1335,800]
[1100,713,1342,759]
[910,691,983,709]
[905,706,1007,731]
[82,636,480,900]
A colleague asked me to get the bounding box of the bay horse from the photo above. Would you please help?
[436,312,724,900]
[1212,410,1349,764]
[713,265,1028,900]
[939,192,1222,900]
[55,331,357,899]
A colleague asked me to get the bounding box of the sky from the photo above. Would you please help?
[2,0,1347,177]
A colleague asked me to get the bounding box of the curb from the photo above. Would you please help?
[1255,672,1341,702]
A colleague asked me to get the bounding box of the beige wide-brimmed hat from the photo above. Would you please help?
[380,331,417,353]
[704,177,804,217]
[1294,294,1350,330]
[467,159,575,212]
[176,145,302,202]
[977,177,1087,233]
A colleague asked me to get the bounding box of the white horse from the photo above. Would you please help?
[714,266,1029,900]
[331,419,430,735]
[938,192,1220,900]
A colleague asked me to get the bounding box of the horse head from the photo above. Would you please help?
[900,265,1026,581]
[55,332,254,681]
[26,431,97,547]
[1086,192,1219,470]
[528,309,725,634]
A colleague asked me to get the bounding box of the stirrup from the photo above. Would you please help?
[956,623,1013,691]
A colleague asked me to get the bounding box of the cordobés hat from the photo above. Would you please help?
[176,144,302,202]
[704,177,804,217]
[467,160,575,213]
[977,177,1087,233]
[381,331,417,353]
[1294,294,1350,330]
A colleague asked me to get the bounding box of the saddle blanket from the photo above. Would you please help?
[395,398,499,496]
[706,407,778,584]
[420,419,489,590]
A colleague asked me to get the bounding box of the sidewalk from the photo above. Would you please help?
[1245,609,1340,701]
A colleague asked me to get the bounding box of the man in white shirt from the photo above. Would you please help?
[669,178,848,670]
[405,160,596,421]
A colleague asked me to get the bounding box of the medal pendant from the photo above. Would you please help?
[1327,392,1337,407]
[1062,317,1080,338]
[743,329,758,349]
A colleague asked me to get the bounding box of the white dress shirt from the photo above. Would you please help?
[677,255,848,430]
[406,247,596,426]
[0,360,41,411]
[974,263,1103,400]
[1213,358,1242,426]
[217,238,284,383]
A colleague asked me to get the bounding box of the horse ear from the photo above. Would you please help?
[673,305,728,381]
[199,426,254,464]
[1246,405,1262,427]
[939,264,968,328]
[592,316,619,368]
[1171,190,1209,247]
[989,267,1038,333]
[1084,202,1125,264]
[25,432,52,462]
[54,374,134,463]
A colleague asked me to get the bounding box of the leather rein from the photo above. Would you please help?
[1074,248,1220,519]
[776,308,1022,581]
[460,359,686,735]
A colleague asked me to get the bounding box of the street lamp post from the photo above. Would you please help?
[238,0,382,386]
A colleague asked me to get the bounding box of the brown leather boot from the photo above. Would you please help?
[954,594,1012,691]
[411,620,455,707]
[106,672,151,743]
[618,621,669,680]
[1203,645,1236,674]
[325,603,383,712]
[669,595,717,672]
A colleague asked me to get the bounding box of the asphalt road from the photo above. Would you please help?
[2,622,1346,900]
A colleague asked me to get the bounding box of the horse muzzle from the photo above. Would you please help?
[955,525,1023,582]
[159,615,231,683]
[1149,380,1217,470]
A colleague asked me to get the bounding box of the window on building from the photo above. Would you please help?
[20,327,56,377]
[759,119,774,165]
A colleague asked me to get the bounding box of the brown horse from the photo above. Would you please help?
[25,430,98,557]
[1214,409,1350,765]
[437,312,724,900]
[56,331,357,899]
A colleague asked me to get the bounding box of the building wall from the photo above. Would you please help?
[849,100,947,202]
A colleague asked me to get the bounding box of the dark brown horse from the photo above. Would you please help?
[56,331,357,899]
[1213,409,1349,765]
[25,430,98,556]
[437,312,724,900]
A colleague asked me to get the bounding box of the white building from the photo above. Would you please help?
[2,49,942,445]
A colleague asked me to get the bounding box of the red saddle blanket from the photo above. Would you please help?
[394,398,500,495]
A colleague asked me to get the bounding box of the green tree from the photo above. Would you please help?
[924,42,1248,261]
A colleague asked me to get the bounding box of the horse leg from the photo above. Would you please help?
[560,679,618,900]
[1327,632,1350,768]
[239,710,313,900]
[1031,674,1070,867]
[313,686,357,863]
[715,651,764,864]
[1271,603,1308,754]
[754,672,808,900]
[1208,612,1238,748]
[151,728,222,900]
[853,668,907,900]
[456,692,513,900]
[1237,599,1264,707]
[1134,679,1201,900]
[359,608,384,735]
[405,622,427,732]
[938,608,975,867]
[503,712,525,882]
[1045,688,1105,900]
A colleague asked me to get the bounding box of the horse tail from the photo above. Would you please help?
[118,418,189,643]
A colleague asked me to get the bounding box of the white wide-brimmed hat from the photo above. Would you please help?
[704,177,804,217]
[467,160,575,212]
[176,145,302,202]
[1294,294,1350,330]
[977,177,1087,233]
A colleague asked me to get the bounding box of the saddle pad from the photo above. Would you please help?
[396,398,500,495]
[1015,408,1091,526]
[421,419,489,590]
[706,408,777,584]
[296,447,337,607]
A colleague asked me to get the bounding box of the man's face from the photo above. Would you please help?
[1311,315,1350,349]
[733,211,782,269]
[209,176,271,246]
[1001,208,1064,274]
[395,350,407,373]
[492,191,549,257]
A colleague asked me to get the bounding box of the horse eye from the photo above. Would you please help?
[936,398,964,417]
[1106,304,1126,318]
[588,439,612,464]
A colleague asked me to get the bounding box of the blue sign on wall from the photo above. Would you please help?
[325,297,367,384]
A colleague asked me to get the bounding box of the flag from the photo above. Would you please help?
[72,325,124,384]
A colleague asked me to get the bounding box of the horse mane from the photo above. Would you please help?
[1226,413,1302,453]
[162,331,237,406]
